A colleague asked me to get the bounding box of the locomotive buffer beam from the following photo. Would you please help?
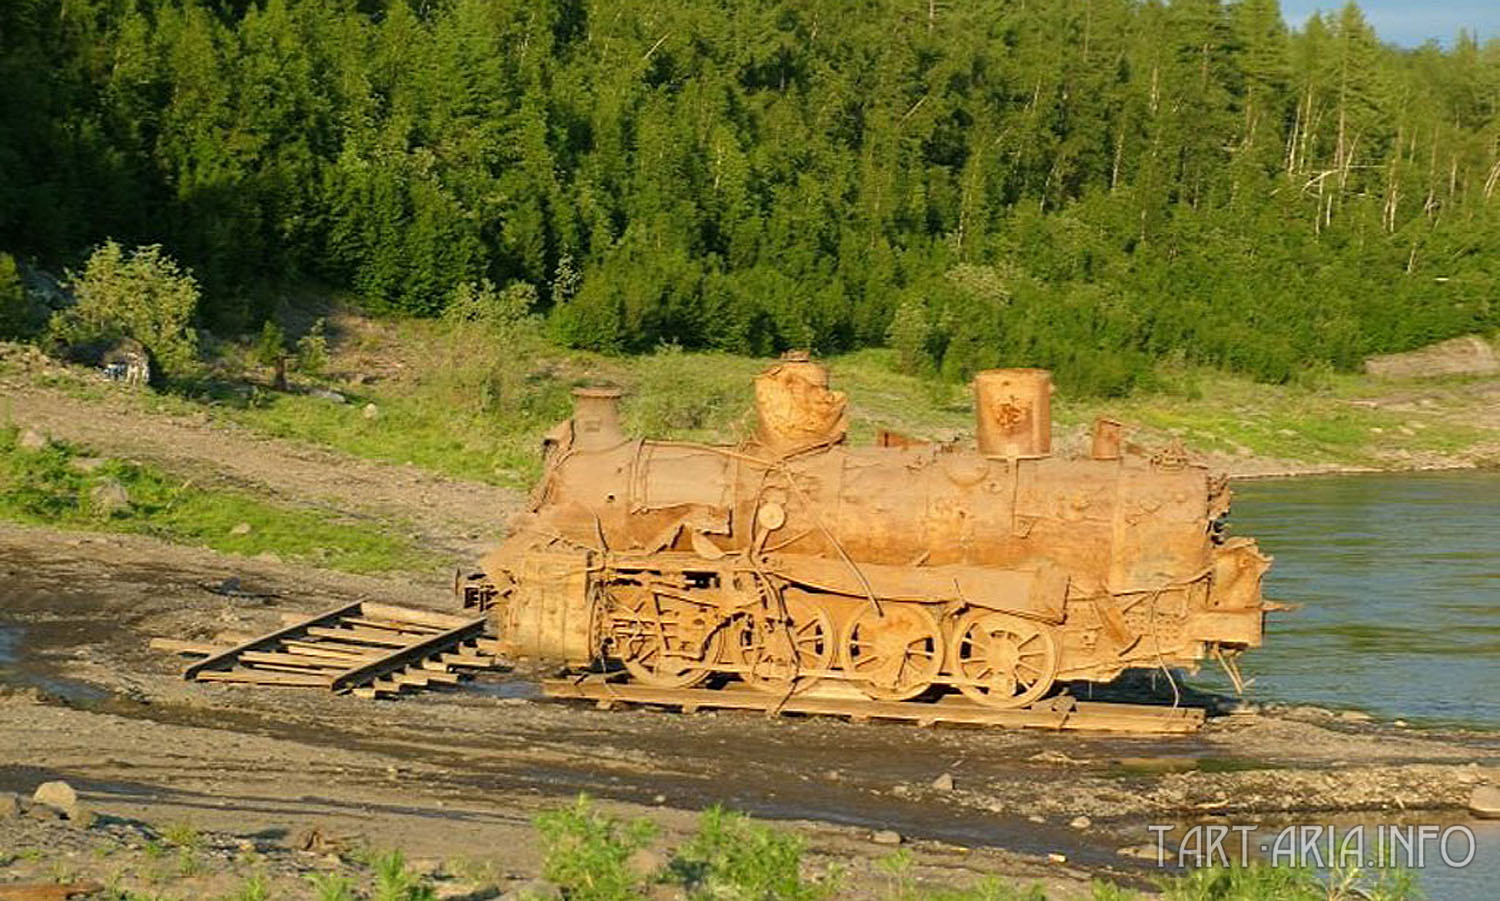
[541,676,1205,734]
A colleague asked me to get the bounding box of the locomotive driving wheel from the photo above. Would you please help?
[949,610,1058,708]
[610,587,723,688]
[730,591,835,695]
[845,604,944,701]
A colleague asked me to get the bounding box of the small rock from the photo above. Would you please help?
[0,792,19,818]
[1069,816,1092,830]
[254,551,282,564]
[362,402,380,421]
[1394,719,1409,728]
[931,773,955,792]
[891,783,911,797]
[627,848,666,877]
[229,522,253,536]
[824,769,842,781]
[652,794,666,805]
[17,428,49,451]
[503,878,562,901]
[68,456,105,473]
[1117,844,1162,861]
[871,829,902,846]
[1468,784,1500,819]
[1047,852,1067,864]
[65,804,97,829]
[33,780,78,813]
[89,478,131,515]
[1027,815,1046,824]
[1338,710,1374,723]
[308,387,347,404]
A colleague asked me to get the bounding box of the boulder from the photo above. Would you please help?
[1469,784,1500,819]
[32,780,78,813]
[89,479,131,515]
[871,829,902,846]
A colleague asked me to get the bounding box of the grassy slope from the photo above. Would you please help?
[0,424,437,574]
[5,318,1495,497]
[180,317,1496,489]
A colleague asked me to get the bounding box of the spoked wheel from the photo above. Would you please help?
[610,589,723,688]
[950,610,1058,708]
[845,604,944,701]
[730,591,835,695]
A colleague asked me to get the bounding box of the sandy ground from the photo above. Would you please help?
[3,523,1498,899]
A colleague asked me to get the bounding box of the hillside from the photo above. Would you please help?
[3,0,1499,397]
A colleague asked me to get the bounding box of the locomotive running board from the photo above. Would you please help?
[541,676,1206,733]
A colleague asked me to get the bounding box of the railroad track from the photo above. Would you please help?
[152,601,505,699]
[542,675,1207,733]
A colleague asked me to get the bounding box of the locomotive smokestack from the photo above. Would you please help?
[571,386,625,451]
[973,369,1052,458]
[753,351,848,454]
[1091,418,1123,460]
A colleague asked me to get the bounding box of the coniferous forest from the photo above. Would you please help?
[2,0,1498,393]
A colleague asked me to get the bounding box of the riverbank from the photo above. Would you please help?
[2,522,1495,900]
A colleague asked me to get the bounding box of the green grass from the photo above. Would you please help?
[0,425,437,574]
[195,321,1491,487]
[5,322,1495,494]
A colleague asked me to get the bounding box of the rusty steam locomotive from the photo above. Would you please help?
[471,355,1270,708]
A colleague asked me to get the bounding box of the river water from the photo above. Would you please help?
[1218,471,1500,730]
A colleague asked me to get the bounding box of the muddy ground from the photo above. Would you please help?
[3,523,1498,899]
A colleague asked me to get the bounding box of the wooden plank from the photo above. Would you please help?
[341,617,444,634]
[359,602,473,630]
[186,601,363,680]
[540,679,1204,734]
[237,651,360,670]
[280,640,384,661]
[195,670,330,687]
[328,616,488,691]
[305,625,414,648]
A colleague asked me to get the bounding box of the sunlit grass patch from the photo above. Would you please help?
[0,425,436,574]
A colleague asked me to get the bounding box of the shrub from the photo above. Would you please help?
[0,252,31,339]
[372,850,435,901]
[534,795,657,901]
[669,806,831,901]
[296,317,329,376]
[252,320,287,368]
[49,242,200,379]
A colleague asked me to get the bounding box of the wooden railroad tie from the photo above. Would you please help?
[150,601,504,699]
[541,676,1206,734]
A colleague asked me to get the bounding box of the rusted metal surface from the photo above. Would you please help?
[479,355,1272,715]
[158,602,503,699]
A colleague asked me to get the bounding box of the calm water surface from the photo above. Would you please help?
[1220,471,1500,728]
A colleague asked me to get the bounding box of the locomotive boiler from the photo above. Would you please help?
[473,354,1270,708]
